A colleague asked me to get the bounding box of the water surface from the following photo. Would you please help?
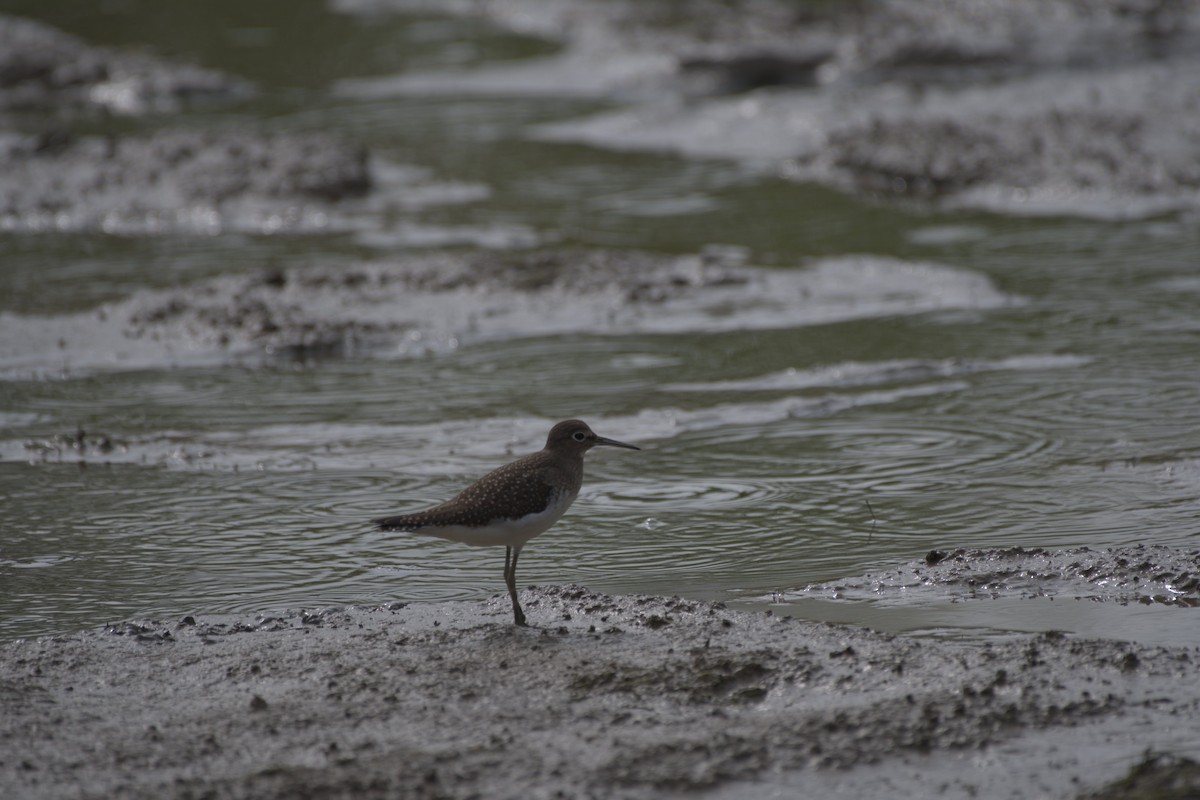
[2,2,1198,643]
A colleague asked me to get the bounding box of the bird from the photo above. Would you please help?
[373,419,640,626]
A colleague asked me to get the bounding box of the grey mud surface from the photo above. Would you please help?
[3,584,1200,800]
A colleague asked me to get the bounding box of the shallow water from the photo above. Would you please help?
[2,2,1199,642]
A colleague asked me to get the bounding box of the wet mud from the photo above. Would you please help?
[3,585,1199,800]
[0,128,370,234]
[356,0,1200,218]
[0,12,374,235]
[0,248,1012,377]
[799,544,1200,607]
[814,67,1200,217]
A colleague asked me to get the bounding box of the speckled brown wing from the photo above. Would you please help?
[373,451,561,531]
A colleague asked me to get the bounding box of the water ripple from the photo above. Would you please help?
[663,355,1091,393]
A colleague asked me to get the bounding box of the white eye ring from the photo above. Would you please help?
[572,431,587,442]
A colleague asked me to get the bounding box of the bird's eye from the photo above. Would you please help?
[572,431,587,442]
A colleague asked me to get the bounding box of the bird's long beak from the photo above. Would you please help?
[594,435,640,451]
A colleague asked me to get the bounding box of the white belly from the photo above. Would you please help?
[416,490,578,549]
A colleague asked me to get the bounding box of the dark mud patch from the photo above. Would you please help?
[0,128,370,234]
[815,68,1200,217]
[2,585,1198,799]
[802,544,1200,606]
[0,13,251,115]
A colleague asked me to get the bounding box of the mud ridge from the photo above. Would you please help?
[0,249,1014,377]
[0,128,370,235]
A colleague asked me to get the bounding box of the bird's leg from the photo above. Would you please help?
[505,546,526,626]
[503,546,512,605]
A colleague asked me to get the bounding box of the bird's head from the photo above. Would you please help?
[545,419,640,454]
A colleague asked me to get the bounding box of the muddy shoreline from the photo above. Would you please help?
[2,581,1199,799]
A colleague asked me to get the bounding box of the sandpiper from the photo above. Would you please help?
[373,419,640,626]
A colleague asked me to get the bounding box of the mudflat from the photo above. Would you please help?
[3,583,1199,799]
